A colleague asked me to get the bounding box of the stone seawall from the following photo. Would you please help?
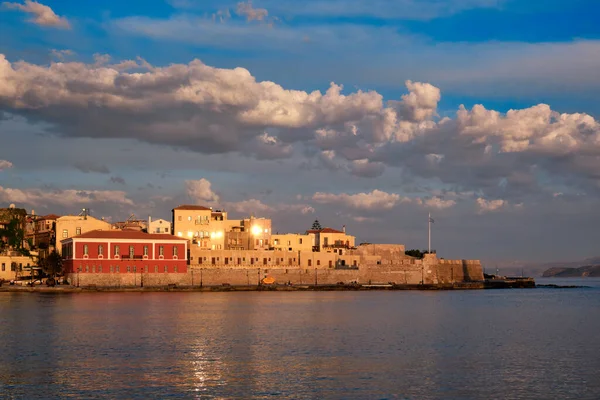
[67,257,484,288]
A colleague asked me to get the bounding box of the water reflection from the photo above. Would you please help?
[1,287,599,399]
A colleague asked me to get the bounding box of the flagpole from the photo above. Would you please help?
[428,213,431,254]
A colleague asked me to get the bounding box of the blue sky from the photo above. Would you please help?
[1,0,600,263]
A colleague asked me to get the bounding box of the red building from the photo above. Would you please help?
[61,230,188,275]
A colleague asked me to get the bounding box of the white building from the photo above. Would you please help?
[148,217,172,234]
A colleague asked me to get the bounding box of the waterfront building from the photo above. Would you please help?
[271,233,315,253]
[25,214,60,251]
[0,254,34,281]
[55,215,112,255]
[306,227,356,254]
[172,205,272,251]
[61,230,188,277]
[147,217,171,234]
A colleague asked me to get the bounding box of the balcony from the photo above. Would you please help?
[120,255,144,260]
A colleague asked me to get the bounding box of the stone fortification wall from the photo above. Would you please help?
[68,259,483,287]
[67,243,483,287]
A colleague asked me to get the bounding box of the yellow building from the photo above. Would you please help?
[172,205,272,251]
[55,215,112,255]
[272,233,315,252]
[0,254,35,281]
[308,227,356,254]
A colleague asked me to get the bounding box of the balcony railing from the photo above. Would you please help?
[120,255,144,260]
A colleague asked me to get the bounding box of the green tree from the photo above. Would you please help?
[311,219,323,231]
[40,251,63,278]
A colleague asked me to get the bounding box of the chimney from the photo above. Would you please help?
[342,225,346,234]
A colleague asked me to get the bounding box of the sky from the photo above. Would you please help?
[1,0,599,264]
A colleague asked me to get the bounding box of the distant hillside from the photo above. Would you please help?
[487,257,600,277]
[542,265,600,278]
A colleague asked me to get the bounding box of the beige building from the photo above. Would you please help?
[0,254,35,281]
[308,227,356,254]
[271,233,315,252]
[55,215,112,255]
[172,205,272,251]
[148,217,171,234]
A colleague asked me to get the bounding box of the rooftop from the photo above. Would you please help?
[40,214,61,220]
[173,205,212,211]
[307,227,346,234]
[69,230,187,241]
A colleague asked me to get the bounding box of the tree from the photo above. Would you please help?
[40,251,63,278]
[311,219,323,231]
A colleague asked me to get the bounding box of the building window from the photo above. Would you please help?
[115,245,120,256]
[159,246,164,256]
[144,246,148,256]
[85,265,89,273]
[164,265,168,273]
[173,246,178,256]
[299,239,303,244]
[317,260,321,266]
[154,265,158,273]
[188,216,192,221]
[1,263,4,271]
[110,265,114,273]
[92,265,96,273]
[308,260,312,267]
[62,229,68,238]
[98,245,103,256]
[84,245,89,255]
[129,246,134,258]
[174,266,178,273]
[116,266,120,273]
[127,266,131,273]
[76,227,81,235]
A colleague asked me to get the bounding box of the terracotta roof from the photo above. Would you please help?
[71,230,187,241]
[306,228,345,234]
[173,205,212,211]
[40,214,61,220]
[320,227,344,234]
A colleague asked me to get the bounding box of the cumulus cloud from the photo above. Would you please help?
[1,53,600,204]
[0,160,13,171]
[476,198,507,213]
[416,197,457,210]
[2,0,70,29]
[0,186,133,207]
[185,179,220,204]
[236,1,269,22]
[312,190,403,210]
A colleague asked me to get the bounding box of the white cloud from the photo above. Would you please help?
[236,1,269,22]
[0,186,133,207]
[50,49,74,61]
[2,0,70,29]
[417,197,457,210]
[1,52,600,202]
[185,179,220,204]
[0,160,13,171]
[312,190,403,210]
[476,198,507,213]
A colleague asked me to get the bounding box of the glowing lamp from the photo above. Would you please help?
[251,225,262,236]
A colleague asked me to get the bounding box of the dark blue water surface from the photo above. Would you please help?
[1,280,599,399]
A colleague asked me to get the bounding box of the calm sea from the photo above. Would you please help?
[1,280,599,399]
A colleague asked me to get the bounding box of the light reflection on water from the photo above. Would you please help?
[0,287,599,399]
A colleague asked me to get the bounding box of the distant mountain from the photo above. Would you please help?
[542,265,600,278]
[485,257,600,277]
